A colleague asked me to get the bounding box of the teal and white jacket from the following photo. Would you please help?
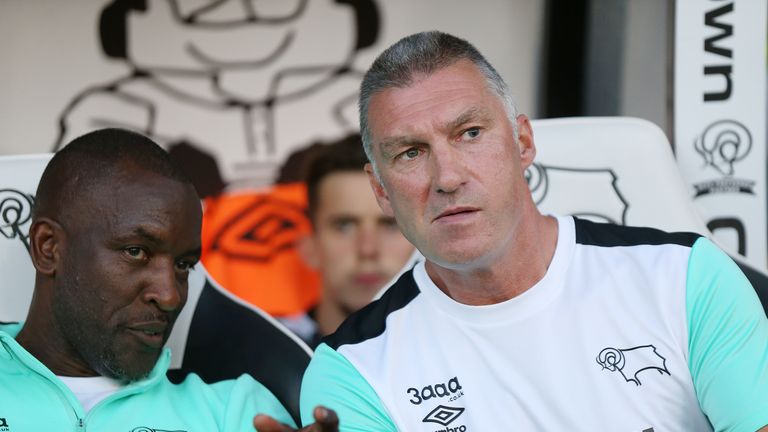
[0,323,294,431]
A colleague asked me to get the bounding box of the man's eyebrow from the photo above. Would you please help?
[327,214,359,223]
[445,107,492,132]
[115,228,202,258]
[378,136,417,158]
[115,227,164,246]
[375,107,493,156]
[182,246,203,260]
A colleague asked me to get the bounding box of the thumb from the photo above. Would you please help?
[253,414,293,432]
[313,406,339,431]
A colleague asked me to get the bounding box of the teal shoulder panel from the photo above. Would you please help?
[300,343,396,432]
[211,374,296,430]
[687,237,768,432]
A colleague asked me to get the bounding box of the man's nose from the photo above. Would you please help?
[357,226,380,259]
[143,258,184,312]
[431,144,466,194]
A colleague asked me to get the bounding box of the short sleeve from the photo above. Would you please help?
[215,374,296,431]
[687,237,768,432]
[300,343,397,432]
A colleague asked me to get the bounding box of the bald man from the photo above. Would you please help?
[0,129,336,431]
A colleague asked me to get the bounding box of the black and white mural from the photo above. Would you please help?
[54,0,379,189]
[0,0,543,315]
[0,0,543,190]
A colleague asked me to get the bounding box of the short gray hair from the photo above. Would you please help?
[359,31,519,174]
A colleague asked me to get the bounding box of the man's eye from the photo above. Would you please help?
[175,260,196,272]
[333,220,355,233]
[124,246,148,261]
[463,127,481,139]
[400,148,420,161]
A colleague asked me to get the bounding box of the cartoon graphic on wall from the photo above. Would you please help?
[54,0,380,192]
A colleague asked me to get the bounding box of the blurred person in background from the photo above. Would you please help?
[289,135,415,347]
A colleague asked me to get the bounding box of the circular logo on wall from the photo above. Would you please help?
[692,119,755,196]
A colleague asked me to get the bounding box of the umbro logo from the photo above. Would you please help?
[423,405,466,431]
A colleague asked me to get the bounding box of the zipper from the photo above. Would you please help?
[1,334,87,431]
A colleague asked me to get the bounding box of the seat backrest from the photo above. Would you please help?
[529,117,710,232]
[529,117,768,314]
[0,153,310,424]
[0,154,52,322]
[168,265,311,423]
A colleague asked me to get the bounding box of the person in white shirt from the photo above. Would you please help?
[296,31,768,431]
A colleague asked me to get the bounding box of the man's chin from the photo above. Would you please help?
[106,366,154,383]
[98,352,161,382]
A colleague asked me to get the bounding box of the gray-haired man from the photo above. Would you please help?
[299,31,768,431]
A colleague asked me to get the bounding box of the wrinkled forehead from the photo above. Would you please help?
[367,63,498,138]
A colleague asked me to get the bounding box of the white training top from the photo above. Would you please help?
[301,216,768,432]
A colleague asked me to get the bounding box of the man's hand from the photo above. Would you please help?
[253,406,339,432]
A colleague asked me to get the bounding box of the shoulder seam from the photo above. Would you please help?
[323,269,420,349]
[574,217,701,248]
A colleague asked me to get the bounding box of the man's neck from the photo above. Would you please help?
[425,214,559,306]
[313,297,350,337]
[15,302,97,377]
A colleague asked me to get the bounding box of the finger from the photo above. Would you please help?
[313,406,339,431]
[253,414,293,432]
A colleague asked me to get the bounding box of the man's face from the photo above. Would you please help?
[304,171,413,313]
[53,166,202,381]
[366,60,536,270]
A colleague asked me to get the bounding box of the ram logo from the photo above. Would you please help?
[596,345,670,386]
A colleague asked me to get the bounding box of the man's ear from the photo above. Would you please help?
[29,218,61,277]
[365,163,394,217]
[297,233,320,269]
[516,114,536,170]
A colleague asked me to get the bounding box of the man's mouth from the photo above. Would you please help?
[433,206,479,223]
[354,273,385,287]
[126,321,170,349]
